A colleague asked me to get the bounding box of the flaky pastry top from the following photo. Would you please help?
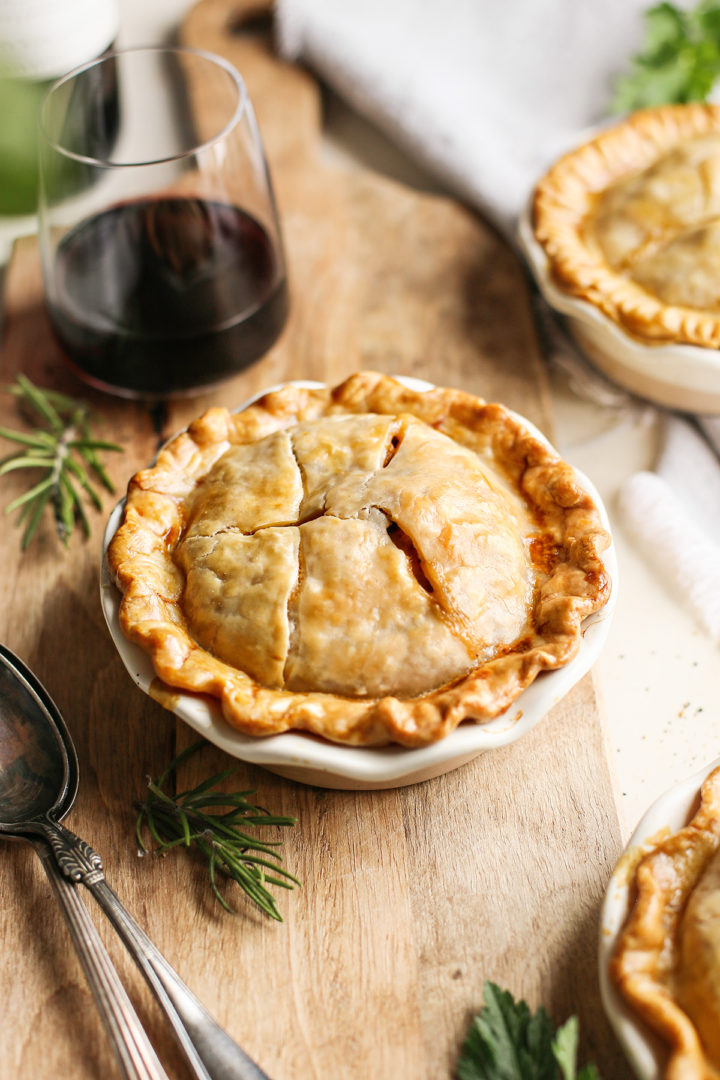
[533,104,720,347]
[107,372,611,747]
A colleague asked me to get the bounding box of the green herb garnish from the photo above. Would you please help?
[0,374,122,549]
[135,741,300,921]
[612,1,720,112]
[456,982,602,1080]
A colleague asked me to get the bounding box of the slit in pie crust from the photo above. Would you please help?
[532,104,720,348]
[107,372,611,747]
[611,765,720,1079]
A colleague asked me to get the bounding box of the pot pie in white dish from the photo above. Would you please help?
[522,104,720,412]
[601,757,720,1080]
[104,372,612,767]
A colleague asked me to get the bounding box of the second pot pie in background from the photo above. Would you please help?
[533,103,720,348]
[107,372,610,747]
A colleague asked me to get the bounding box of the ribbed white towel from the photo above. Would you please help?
[618,417,720,644]
[275,0,646,237]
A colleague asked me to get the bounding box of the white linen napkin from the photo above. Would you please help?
[275,0,647,238]
[618,417,720,645]
[275,0,720,639]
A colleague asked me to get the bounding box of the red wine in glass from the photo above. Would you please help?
[47,196,289,397]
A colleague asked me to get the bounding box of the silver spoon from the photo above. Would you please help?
[0,643,270,1080]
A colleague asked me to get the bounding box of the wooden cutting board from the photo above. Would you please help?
[0,1,631,1076]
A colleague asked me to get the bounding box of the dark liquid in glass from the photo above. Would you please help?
[47,196,288,397]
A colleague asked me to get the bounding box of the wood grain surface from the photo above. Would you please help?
[0,1,631,1077]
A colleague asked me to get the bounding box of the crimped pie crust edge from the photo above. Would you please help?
[107,372,611,748]
[610,766,720,1079]
[532,103,720,348]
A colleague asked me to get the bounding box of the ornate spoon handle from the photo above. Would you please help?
[41,820,271,1080]
[32,839,169,1080]
[91,878,270,1080]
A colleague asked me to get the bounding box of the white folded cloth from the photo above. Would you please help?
[275,0,646,238]
[275,0,720,640]
[618,417,720,645]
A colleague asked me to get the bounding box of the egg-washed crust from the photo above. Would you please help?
[611,767,720,1080]
[107,371,611,747]
[532,103,720,348]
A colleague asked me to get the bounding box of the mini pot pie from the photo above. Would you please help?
[611,765,720,1079]
[107,372,611,747]
[533,103,720,348]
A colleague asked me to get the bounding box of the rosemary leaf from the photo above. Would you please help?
[16,497,36,527]
[56,473,75,542]
[16,373,64,431]
[6,475,54,514]
[66,458,103,509]
[68,438,124,452]
[21,485,53,550]
[135,741,299,920]
[86,458,115,492]
[34,431,60,448]
[0,427,50,448]
[146,780,180,807]
[22,385,86,412]
[60,473,89,538]
[177,769,239,801]
[207,850,234,914]
[262,875,295,890]
[155,740,207,787]
[0,458,52,475]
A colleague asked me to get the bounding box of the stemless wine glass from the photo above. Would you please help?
[38,46,288,398]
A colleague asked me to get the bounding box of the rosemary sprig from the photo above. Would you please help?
[135,741,300,921]
[0,374,122,549]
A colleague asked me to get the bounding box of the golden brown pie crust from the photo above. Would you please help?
[533,103,720,348]
[611,766,720,1079]
[107,372,611,747]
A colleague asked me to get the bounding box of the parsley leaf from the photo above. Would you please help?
[551,1016,602,1080]
[456,982,603,1080]
[612,1,720,113]
[552,1015,579,1080]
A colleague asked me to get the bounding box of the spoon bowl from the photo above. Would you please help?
[0,643,76,828]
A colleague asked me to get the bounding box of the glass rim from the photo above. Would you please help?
[39,44,249,169]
